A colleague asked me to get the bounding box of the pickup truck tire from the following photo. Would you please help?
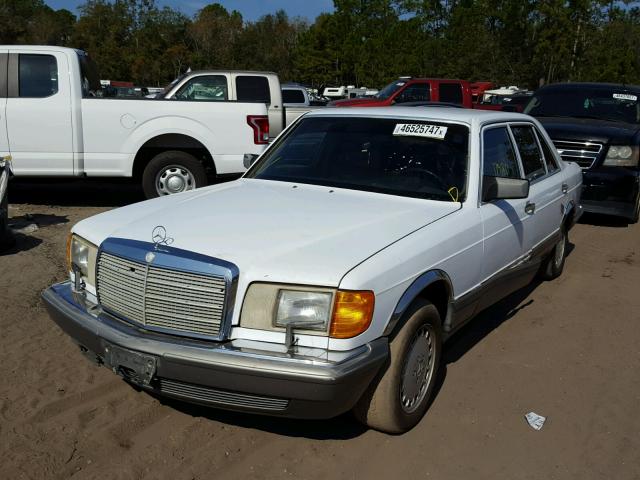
[354,299,442,434]
[539,226,568,280]
[142,151,208,198]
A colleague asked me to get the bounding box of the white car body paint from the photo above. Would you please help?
[72,107,583,352]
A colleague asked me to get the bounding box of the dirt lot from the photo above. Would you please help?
[1,179,639,480]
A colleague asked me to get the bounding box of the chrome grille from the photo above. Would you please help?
[552,139,603,169]
[97,252,227,339]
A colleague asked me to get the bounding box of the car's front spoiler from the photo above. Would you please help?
[42,282,388,419]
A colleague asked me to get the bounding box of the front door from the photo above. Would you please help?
[5,49,73,175]
[478,124,531,310]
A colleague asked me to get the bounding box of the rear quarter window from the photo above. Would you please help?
[439,83,463,104]
[237,76,271,103]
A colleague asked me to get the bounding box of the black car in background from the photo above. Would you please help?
[525,83,640,222]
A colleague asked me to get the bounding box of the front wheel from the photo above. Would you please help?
[142,151,208,199]
[353,299,442,434]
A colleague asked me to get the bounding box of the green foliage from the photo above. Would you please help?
[6,0,640,88]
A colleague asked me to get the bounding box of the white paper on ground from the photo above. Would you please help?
[525,412,546,430]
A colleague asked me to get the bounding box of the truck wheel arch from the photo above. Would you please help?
[384,269,453,339]
[132,133,216,179]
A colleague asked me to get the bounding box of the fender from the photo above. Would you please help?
[383,269,453,338]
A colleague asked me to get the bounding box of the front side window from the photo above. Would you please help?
[483,127,521,178]
[247,117,469,202]
[375,80,406,100]
[174,75,228,101]
[237,76,270,103]
[511,125,546,181]
[439,83,463,104]
[19,54,58,98]
[395,83,430,103]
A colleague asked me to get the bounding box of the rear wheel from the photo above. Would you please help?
[353,299,442,434]
[142,151,207,199]
[539,226,568,280]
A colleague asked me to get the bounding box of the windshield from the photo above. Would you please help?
[525,88,640,124]
[246,117,469,202]
[375,80,407,100]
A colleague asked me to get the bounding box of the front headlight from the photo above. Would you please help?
[603,145,639,167]
[240,283,375,339]
[275,290,333,330]
[66,233,98,287]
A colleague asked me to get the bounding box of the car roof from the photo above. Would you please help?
[539,82,640,92]
[306,106,534,126]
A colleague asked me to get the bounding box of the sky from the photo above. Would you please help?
[45,0,335,22]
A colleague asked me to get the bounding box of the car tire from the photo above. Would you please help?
[142,151,208,199]
[539,225,568,280]
[353,299,442,434]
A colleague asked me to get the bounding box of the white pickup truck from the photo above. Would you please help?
[0,45,277,198]
[43,108,582,433]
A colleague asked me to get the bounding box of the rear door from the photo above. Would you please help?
[6,49,73,175]
[0,50,9,163]
[510,123,564,254]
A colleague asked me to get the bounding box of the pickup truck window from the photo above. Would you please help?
[174,75,228,101]
[247,117,469,202]
[511,125,546,181]
[439,83,463,104]
[395,84,430,103]
[19,54,58,98]
[525,89,640,124]
[483,127,521,178]
[283,89,305,104]
[237,76,271,103]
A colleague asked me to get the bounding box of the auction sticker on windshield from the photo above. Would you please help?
[613,93,638,101]
[393,124,448,139]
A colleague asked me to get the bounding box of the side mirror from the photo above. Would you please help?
[482,176,529,202]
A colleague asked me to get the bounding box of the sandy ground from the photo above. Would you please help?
[1,179,639,480]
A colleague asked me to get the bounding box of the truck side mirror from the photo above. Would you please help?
[482,176,529,202]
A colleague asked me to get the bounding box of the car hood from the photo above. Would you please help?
[537,116,640,144]
[75,179,460,287]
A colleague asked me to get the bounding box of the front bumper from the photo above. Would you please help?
[582,168,640,219]
[42,282,388,419]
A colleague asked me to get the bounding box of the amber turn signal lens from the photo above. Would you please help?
[330,290,375,339]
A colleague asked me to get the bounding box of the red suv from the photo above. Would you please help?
[331,77,473,108]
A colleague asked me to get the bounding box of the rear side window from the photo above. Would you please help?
[174,75,228,101]
[237,76,271,103]
[282,89,305,104]
[535,129,559,173]
[511,125,546,180]
[483,127,521,178]
[439,83,463,104]
[19,54,58,98]
[395,83,430,103]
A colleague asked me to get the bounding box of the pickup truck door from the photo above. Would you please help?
[510,124,564,255]
[5,49,73,175]
[478,125,532,310]
[0,51,9,163]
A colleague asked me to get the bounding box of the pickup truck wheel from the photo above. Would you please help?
[142,151,207,198]
[353,299,442,434]
[539,226,568,280]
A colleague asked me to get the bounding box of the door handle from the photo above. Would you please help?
[525,202,536,215]
[562,183,568,194]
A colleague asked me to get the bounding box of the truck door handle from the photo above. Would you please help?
[525,202,536,215]
[562,183,568,194]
